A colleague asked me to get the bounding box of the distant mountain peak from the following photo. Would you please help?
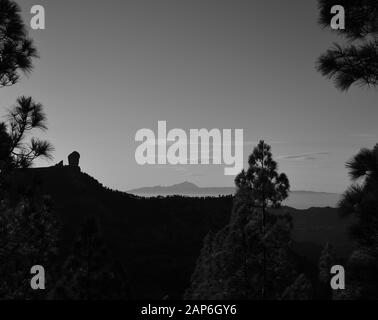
[172,181,198,188]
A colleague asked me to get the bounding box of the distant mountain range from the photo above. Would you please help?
[128,182,341,209]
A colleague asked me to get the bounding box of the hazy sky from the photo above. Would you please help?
[2,0,377,193]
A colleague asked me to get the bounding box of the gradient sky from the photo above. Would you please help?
[1,0,377,193]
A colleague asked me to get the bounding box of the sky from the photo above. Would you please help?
[1,0,377,193]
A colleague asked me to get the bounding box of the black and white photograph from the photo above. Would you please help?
[0,0,378,313]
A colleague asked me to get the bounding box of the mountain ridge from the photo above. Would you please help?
[128,181,341,209]
[129,181,340,194]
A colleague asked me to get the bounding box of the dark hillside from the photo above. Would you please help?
[6,166,353,298]
[7,167,232,298]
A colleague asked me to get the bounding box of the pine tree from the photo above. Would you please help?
[336,247,378,300]
[319,243,336,285]
[336,144,378,299]
[0,196,59,299]
[0,1,58,300]
[0,96,54,172]
[185,141,299,300]
[317,0,378,91]
[318,243,336,299]
[281,274,313,300]
[0,0,52,183]
[53,218,130,300]
[237,140,290,298]
[0,0,38,87]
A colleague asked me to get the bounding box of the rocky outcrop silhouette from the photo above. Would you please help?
[68,151,80,168]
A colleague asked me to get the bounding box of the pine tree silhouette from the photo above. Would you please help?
[185,142,298,300]
[318,243,337,299]
[317,0,378,90]
[0,0,38,87]
[0,196,59,299]
[53,218,130,300]
[281,274,313,300]
[336,145,378,299]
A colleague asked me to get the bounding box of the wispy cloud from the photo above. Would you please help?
[278,151,330,161]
